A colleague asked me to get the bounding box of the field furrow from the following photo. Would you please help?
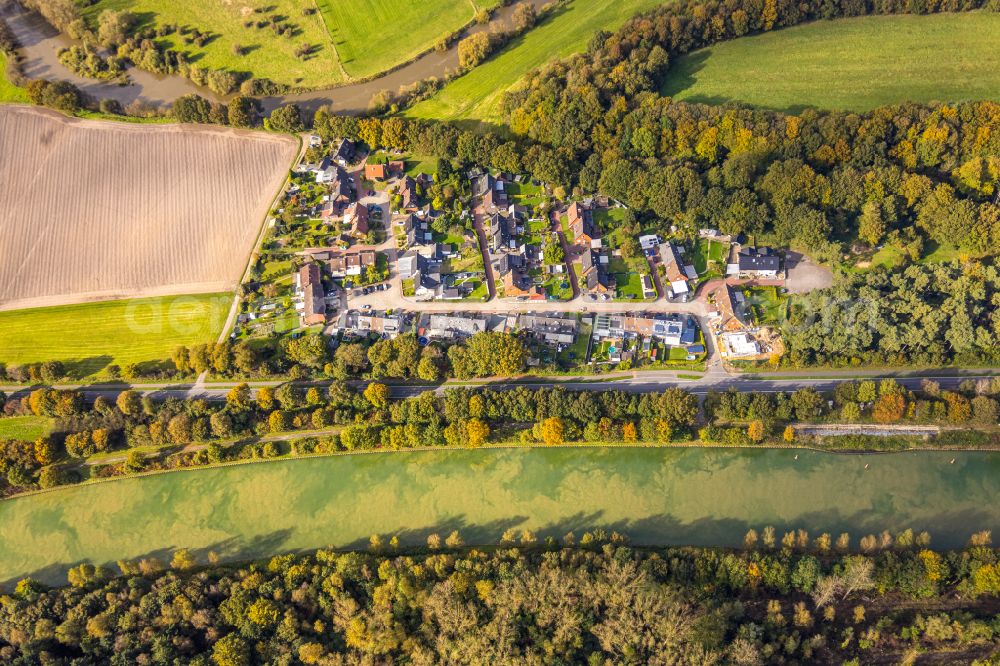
[0,106,299,310]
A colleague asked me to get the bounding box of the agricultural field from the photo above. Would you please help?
[0,53,27,103]
[0,106,297,310]
[0,294,230,375]
[315,0,494,80]
[0,416,54,442]
[82,0,342,88]
[661,13,1000,112]
[406,0,663,121]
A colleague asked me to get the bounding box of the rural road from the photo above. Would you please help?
[2,370,996,402]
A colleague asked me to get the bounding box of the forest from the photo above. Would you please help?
[5,535,1000,664]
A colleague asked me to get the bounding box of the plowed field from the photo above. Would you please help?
[0,106,298,310]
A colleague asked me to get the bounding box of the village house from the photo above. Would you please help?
[710,284,763,358]
[577,249,614,295]
[364,161,387,181]
[327,250,376,278]
[294,263,326,326]
[712,284,750,333]
[344,202,370,239]
[357,312,402,337]
[734,246,781,278]
[593,313,695,346]
[487,212,513,253]
[332,138,355,166]
[659,243,690,298]
[639,234,660,250]
[502,269,546,300]
[516,313,579,346]
[397,175,419,210]
[568,202,598,248]
[335,310,403,339]
[398,251,420,281]
[314,157,337,185]
[319,169,353,220]
[472,172,495,198]
[424,314,490,339]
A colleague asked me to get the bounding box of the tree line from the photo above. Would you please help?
[2,373,996,496]
[6,531,1000,663]
[0,383,701,497]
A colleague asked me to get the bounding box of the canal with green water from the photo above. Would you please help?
[2,447,998,585]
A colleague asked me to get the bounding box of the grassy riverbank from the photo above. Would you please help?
[406,0,663,122]
[0,53,27,103]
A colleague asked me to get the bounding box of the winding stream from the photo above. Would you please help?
[1,0,549,115]
[2,446,999,586]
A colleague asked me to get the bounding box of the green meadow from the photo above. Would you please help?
[0,294,230,376]
[83,0,342,88]
[661,13,1000,112]
[0,417,54,442]
[0,52,28,103]
[315,0,491,80]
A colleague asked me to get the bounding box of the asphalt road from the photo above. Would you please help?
[2,369,996,402]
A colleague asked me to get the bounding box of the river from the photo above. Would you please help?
[1,446,998,586]
[1,0,550,115]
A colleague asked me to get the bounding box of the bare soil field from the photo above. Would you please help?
[0,106,298,310]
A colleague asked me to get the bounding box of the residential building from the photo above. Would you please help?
[472,173,495,198]
[517,313,579,345]
[425,314,489,339]
[567,202,597,248]
[483,184,508,212]
[659,243,689,297]
[344,202,369,238]
[314,158,337,184]
[712,284,750,332]
[332,138,355,166]
[593,313,690,345]
[398,176,418,210]
[737,246,781,277]
[294,263,326,326]
[398,252,420,280]
[327,251,376,278]
[487,212,512,253]
[357,312,402,337]
[639,234,660,250]
[364,161,388,181]
[721,332,760,357]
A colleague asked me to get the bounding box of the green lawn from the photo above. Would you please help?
[0,416,54,442]
[662,13,1000,112]
[406,0,664,121]
[558,321,590,365]
[316,0,476,80]
[83,0,342,88]
[507,181,546,207]
[0,52,28,103]
[0,294,231,377]
[543,275,574,301]
[403,153,440,176]
[614,272,647,301]
[742,287,789,326]
[693,238,727,278]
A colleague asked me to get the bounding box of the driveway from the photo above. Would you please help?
[785,251,834,294]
